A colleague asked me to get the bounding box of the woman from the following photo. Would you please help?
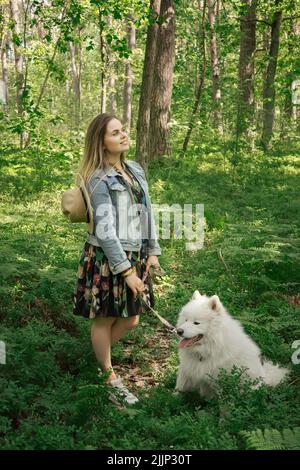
[72,113,162,405]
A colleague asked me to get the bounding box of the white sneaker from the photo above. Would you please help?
[108,377,139,405]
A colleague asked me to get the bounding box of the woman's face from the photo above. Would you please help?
[103,118,129,156]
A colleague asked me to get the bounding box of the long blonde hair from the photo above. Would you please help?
[76,113,126,185]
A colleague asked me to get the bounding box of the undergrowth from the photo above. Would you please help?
[0,142,299,450]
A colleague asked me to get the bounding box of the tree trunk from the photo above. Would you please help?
[76,28,82,117]
[1,25,8,106]
[98,7,107,113]
[292,19,300,124]
[135,0,161,171]
[108,71,117,114]
[0,4,8,105]
[108,14,117,114]
[207,0,222,132]
[69,40,81,127]
[282,20,294,130]
[9,0,28,147]
[182,0,207,154]
[236,0,257,140]
[149,0,175,161]
[123,14,136,133]
[9,0,23,112]
[260,7,282,151]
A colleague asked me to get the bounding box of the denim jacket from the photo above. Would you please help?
[86,159,161,275]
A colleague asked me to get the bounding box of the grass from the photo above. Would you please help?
[0,140,299,450]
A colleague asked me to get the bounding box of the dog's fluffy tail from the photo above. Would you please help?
[263,361,289,386]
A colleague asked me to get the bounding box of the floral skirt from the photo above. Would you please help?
[72,242,155,319]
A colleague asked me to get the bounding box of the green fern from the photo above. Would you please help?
[241,427,300,450]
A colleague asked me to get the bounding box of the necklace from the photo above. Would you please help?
[107,159,123,170]
[105,161,119,173]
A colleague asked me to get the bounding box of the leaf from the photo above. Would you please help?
[241,428,300,450]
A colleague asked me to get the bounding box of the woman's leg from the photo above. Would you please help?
[91,316,118,383]
[111,315,140,344]
[91,315,139,383]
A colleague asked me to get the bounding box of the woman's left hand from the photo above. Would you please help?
[142,255,160,281]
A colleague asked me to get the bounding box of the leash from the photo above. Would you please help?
[137,293,178,336]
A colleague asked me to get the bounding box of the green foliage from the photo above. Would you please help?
[1,0,300,450]
[0,143,299,449]
[241,427,300,450]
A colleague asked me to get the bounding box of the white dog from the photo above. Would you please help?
[175,291,289,398]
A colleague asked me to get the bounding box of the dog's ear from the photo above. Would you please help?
[208,295,221,313]
[192,290,202,300]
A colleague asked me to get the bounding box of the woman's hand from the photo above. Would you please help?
[125,273,145,299]
[142,255,160,282]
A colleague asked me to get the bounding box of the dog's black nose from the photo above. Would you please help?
[177,328,184,336]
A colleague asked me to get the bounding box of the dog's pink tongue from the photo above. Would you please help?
[179,337,195,349]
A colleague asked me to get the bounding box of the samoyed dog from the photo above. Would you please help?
[175,291,289,398]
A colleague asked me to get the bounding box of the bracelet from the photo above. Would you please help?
[122,269,133,278]
[121,267,135,278]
